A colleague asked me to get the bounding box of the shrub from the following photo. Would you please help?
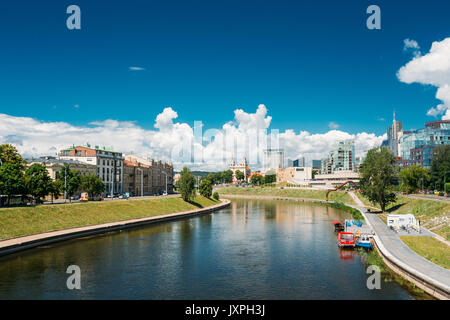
[328,202,364,221]
[213,192,219,200]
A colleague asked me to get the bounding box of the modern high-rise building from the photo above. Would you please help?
[263,149,284,170]
[312,160,322,169]
[287,157,305,167]
[399,120,450,168]
[386,111,403,157]
[320,141,355,174]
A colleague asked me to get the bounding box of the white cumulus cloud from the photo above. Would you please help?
[0,105,385,171]
[397,37,450,119]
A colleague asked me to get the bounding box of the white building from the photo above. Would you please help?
[310,170,360,189]
[59,144,124,196]
[276,167,312,185]
[229,158,251,183]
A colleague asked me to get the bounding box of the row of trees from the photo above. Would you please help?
[250,173,276,185]
[359,145,450,211]
[0,144,105,205]
[205,170,276,186]
[206,170,233,184]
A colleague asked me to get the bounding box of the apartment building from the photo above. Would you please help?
[123,154,174,196]
[26,156,96,180]
[59,144,124,196]
[399,120,450,168]
[321,141,355,174]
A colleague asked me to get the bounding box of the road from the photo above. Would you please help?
[399,193,450,203]
[41,193,179,205]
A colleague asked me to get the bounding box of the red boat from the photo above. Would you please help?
[337,232,355,248]
[333,221,344,231]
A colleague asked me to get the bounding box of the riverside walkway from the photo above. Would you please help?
[348,192,450,299]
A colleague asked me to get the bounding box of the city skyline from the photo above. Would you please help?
[1,1,450,170]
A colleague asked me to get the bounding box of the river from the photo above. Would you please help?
[0,198,413,299]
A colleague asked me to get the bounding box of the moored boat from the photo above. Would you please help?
[355,235,374,249]
[337,232,355,247]
[333,221,344,231]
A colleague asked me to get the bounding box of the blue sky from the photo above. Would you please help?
[0,0,449,136]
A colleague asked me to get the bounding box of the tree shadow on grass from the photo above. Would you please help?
[386,203,406,213]
[186,199,204,208]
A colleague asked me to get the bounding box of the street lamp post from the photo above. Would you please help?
[136,167,143,197]
[420,177,424,194]
[161,171,168,194]
[64,165,67,203]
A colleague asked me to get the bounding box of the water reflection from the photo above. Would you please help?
[0,199,413,300]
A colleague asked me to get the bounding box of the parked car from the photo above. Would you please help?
[70,195,80,200]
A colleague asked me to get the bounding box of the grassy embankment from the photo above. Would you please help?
[400,236,450,270]
[218,187,364,220]
[356,193,450,241]
[0,196,219,241]
[218,187,356,203]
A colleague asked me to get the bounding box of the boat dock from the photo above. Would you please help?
[344,219,374,236]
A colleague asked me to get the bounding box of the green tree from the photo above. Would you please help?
[235,170,244,181]
[199,178,213,198]
[56,164,81,202]
[213,192,219,200]
[0,163,25,205]
[263,173,276,184]
[24,163,52,201]
[80,174,105,197]
[178,167,196,202]
[250,174,263,186]
[0,144,25,169]
[445,183,450,194]
[49,180,63,203]
[221,170,233,183]
[430,145,450,191]
[360,147,397,211]
[399,165,430,194]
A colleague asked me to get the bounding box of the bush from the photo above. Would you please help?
[213,192,219,200]
[328,202,364,221]
[445,183,450,194]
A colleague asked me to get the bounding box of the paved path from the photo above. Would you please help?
[363,210,450,292]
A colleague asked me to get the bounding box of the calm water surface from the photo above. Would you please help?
[0,199,413,299]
